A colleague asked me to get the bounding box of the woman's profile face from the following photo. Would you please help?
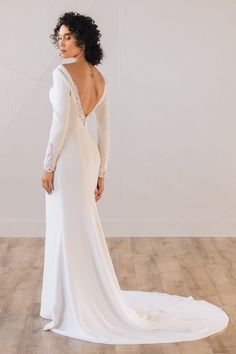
[58,24,84,59]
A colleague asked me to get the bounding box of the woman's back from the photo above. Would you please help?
[62,62,106,119]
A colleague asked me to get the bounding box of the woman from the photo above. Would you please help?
[40,11,229,344]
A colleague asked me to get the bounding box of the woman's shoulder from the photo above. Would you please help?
[52,63,65,76]
[52,63,107,95]
[51,64,71,89]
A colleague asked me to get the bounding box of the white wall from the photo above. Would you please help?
[0,0,235,237]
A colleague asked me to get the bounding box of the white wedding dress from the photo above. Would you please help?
[40,62,229,344]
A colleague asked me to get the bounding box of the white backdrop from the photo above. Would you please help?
[0,0,235,237]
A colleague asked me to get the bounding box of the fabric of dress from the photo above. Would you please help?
[40,63,229,345]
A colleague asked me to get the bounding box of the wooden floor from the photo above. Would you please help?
[0,237,236,354]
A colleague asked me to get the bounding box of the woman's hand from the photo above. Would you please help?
[41,170,54,194]
[95,177,104,202]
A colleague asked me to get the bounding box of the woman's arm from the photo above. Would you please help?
[43,68,71,172]
[95,92,110,178]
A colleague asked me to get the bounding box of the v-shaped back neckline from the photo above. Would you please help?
[58,64,107,121]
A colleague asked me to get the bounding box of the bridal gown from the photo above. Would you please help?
[40,63,229,344]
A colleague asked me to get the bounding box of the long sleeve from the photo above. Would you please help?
[43,68,71,172]
[95,92,110,178]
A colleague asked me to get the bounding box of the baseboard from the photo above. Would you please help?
[0,218,235,237]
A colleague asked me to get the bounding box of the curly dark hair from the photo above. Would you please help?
[50,11,104,65]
